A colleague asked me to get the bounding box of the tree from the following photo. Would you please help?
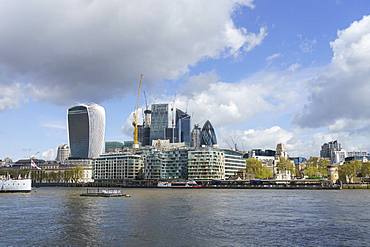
[276,157,295,174]
[246,158,273,179]
[304,157,329,178]
[360,162,370,178]
[339,161,361,183]
[71,166,84,183]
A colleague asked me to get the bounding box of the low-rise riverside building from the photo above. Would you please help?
[222,149,245,179]
[94,153,144,182]
[188,148,225,180]
[144,147,189,180]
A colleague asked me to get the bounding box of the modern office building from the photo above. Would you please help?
[94,153,144,182]
[56,144,70,161]
[175,109,191,145]
[200,120,217,147]
[144,147,189,180]
[222,149,245,179]
[150,103,191,145]
[150,104,171,142]
[191,124,201,148]
[188,148,225,180]
[320,140,342,159]
[68,103,105,159]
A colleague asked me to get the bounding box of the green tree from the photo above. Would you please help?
[71,166,84,183]
[246,158,273,179]
[360,162,370,178]
[339,160,362,183]
[304,157,329,178]
[276,157,295,174]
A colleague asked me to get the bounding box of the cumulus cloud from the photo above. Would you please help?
[0,0,264,105]
[219,126,293,150]
[0,83,25,111]
[170,68,313,128]
[41,148,56,161]
[296,15,370,129]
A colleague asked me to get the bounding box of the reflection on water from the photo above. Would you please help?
[1,188,370,246]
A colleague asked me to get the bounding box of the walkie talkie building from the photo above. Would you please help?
[68,103,105,159]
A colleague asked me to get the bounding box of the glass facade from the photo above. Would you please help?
[68,106,90,158]
[68,104,105,159]
[150,104,170,143]
[200,120,217,146]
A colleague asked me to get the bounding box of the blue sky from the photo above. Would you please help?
[1,0,370,160]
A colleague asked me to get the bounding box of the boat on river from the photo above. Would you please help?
[157,180,203,188]
[80,188,131,197]
[0,176,32,193]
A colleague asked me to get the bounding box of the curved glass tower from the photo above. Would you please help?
[68,103,105,159]
[200,120,217,146]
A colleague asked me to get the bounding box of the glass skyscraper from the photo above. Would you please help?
[150,104,170,143]
[150,103,191,145]
[68,103,105,159]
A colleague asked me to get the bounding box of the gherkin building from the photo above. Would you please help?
[200,120,217,146]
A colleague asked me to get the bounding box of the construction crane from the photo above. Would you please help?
[133,74,143,149]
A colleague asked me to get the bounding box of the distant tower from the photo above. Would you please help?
[144,109,152,128]
[200,120,217,147]
[276,143,288,159]
[56,144,70,161]
[191,124,201,148]
[176,109,191,145]
[68,103,105,159]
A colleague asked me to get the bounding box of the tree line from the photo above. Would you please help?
[0,166,84,184]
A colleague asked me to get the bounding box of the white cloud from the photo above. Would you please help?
[42,122,66,130]
[41,148,56,161]
[0,83,25,111]
[0,0,265,105]
[219,126,293,151]
[296,15,370,128]
[266,53,281,62]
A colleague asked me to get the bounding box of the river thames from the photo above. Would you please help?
[1,188,370,246]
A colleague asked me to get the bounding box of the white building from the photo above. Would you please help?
[63,159,94,183]
[222,149,245,179]
[188,148,225,180]
[94,153,144,181]
[56,144,70,161]
[68,103,105,159]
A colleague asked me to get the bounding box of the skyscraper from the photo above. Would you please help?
[150,104,170,143]
[191,124,201,148]
[200,120,217,147]
[68,103,105,159]
[175,109,191,145]
[150,103,191,145]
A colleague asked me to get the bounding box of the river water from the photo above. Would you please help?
[1,188,370,247]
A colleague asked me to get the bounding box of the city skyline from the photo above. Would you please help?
[1,1,370,160]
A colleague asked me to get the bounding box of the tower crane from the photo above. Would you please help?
[133,74,143,149]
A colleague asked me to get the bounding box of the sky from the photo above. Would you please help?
[1,0,370,160]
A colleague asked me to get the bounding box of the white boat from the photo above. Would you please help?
[0,177,32,193]
[157,180,203,188]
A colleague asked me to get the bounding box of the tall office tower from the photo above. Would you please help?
[56,144,70,161]
[175,109,191,145]
[200,120,217,147]
[320,140,342,159]
[191,124,201,148]
[150,104,170,143]
[68,103,105,159]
